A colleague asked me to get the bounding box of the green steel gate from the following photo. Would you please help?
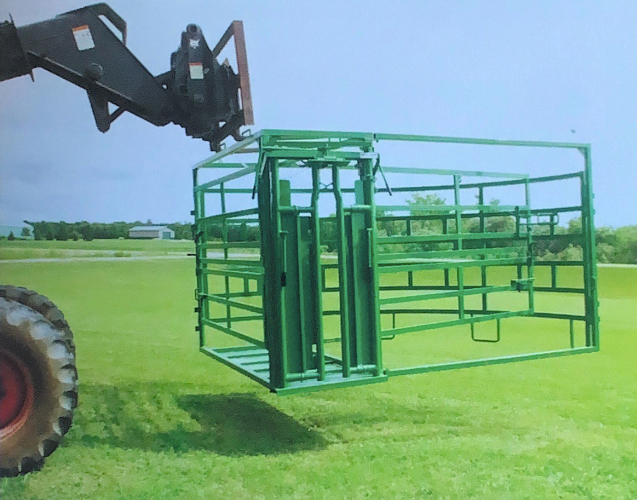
[192,130,599,395]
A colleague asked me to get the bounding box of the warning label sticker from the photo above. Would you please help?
[189,62,204,80]
[72,25,95,51]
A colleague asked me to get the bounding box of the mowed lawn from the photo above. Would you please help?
[1,246,636,499]
[0,239,194,260]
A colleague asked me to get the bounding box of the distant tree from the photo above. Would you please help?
[227,224,241,242]
[320,217,337,252]
[614,225,637,264]
[167,222,192,240]
[7,231,15,241]
[239,222,249,241]
[405,193,451,252]
[26,221,46,240]
[567,216,582,234]
[376,207,402,238]
[246,224,259,242]
[56,222,70,241]
[596,243,616,264]
[21,227,31,238]
[595,225,618,263]
[80,223,94,241]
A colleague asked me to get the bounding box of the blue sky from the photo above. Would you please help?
[1,1,635,227]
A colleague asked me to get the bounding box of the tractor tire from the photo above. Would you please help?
[0,286,78,477]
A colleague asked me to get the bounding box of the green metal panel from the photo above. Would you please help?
[279,180,318,377]
[191,129,599,395]
[344,181,376,370]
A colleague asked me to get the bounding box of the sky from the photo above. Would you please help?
[1,0,636,227]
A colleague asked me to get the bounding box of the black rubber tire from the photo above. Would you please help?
[0,286,78,477]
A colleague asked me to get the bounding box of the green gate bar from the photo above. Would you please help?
[192,129,599,395]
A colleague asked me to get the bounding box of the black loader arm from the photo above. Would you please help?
[0,3,254,150]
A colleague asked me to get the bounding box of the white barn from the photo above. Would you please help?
[128,225,175,240]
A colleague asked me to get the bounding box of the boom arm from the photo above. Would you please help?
[0,3,254,150]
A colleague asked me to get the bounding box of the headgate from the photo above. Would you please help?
[192,130,599,395]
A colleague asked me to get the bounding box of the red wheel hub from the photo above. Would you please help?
[0,349,33,437]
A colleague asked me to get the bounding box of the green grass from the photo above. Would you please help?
[1,253,636,498]
[0,239,194,260]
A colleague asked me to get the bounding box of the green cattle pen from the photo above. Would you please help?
[192,130,599,395]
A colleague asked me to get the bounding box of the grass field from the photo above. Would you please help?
[1,241,636,499]
[0,239,194,260]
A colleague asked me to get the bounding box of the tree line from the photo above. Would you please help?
[23,221,193,241]
[8,202,637,264]
[21,220,261,243]
[323,193,637,264]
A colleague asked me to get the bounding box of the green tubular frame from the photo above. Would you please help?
[192,129,599,395]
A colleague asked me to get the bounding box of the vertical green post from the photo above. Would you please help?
[332,165,351,378]
[311,163,326,380]
[271,159,288,386]
[258,157,286,389]
[220,183,232,329]
[406,218,414,288]
[193,167,206,348]
[454,175,464,319]
[361,158,383,376]
[442,218,450,288]
[580,147,600,348]
[524,178,534,313]
[478,186,488,312]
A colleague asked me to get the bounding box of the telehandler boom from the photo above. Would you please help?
[0,3,253,476]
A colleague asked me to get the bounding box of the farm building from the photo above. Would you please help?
[0,223,34,239]
[128,225,175,240]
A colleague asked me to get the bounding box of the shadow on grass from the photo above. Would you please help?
[72,383,326,456]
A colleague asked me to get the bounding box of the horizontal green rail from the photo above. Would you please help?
[378,307,516,316]
[262,129,375,141]
[196,162,257,169]
[376,204,529,213]
[203,293,263,314]
[529,205,582,215]
[197,207,259,223]
[378,232,523,245]
[533,234,581,242]
[209,314,262,323]
[396,171,583,193]
[377,211,529,222]
[382,309,532,337]
[378,246,525,262]
[374,308,586,323]
[194,165,256,191]
[378,166,528,179]
[378,257,526,274]
[535,260,584,267]
[386,346,598,377]
[271,138,371,149]
[201,268,263,280]
[203,241,261,249]
[373,131,588,149]
[534,287,585,294]
[379,284,514,305]
[199,258,262,267]
[194,132,263,168]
